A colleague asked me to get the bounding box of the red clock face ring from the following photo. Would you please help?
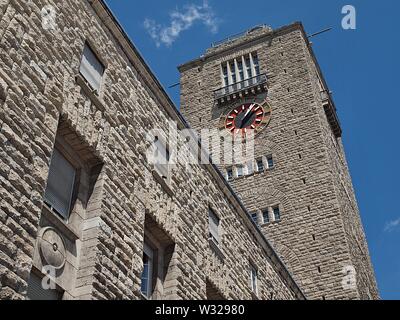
[225,103,266,135]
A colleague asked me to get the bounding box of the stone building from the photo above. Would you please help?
[179,24,379,300]
[0,0,377,301]
[0,0,304,300]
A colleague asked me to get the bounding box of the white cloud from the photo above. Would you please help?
[144,1,219,47]
[384,218,400,232]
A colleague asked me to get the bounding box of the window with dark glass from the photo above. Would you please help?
[257,159,264,172]
[253,54,260,76]
[251,212,258,224]
[262,209,270,224]
[227,168,233,181]
[266,155,274,169]
[141,243,154,299]
[245,57,252,78]
[222,64,229,87]
[273,206,281,221]
[237,60,244,81]
[230,62,237,84]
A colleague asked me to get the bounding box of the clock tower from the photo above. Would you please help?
[178,23,379,300]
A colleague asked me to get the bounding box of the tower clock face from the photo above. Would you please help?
[224,100,271,136]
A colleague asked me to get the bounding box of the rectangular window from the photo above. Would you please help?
[237,60,244,81]
[273,206,281,221]
[245,56,252,79]
[257,159,264,172]
[209,208,220,245]
[79,43,105,93]
[250,264,258,295]
[230,61,237,84]
[236,166,243,178]
[141,243,154,299]
[154,137,170,180]
[262,209,270,224]
[44,148,76,220]
[252,54,260,76]
[27,273,63,300]
[266,155,274,169]
[222,64,229,87]
[226,168,233,181]
[251,212,258,224]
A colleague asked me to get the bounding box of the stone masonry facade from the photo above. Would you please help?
[179,24,379,300]
[0,0,305,300]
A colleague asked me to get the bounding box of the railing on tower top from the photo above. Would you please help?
[214,74,268,100]
[211,24,269,48]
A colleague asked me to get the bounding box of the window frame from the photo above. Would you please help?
[236,165,244,178]
[256,159,264,172]
[79,42,105,94]
[208,208,220,246]
[141,243,154,299]
[250,264,258,296]
[262,209,270,224]
[250,212,258,225]
[226,168,233,181]
[153,136,170,182]
[273,205,281,222]
[43,147,77,221]
[266,155,274,169]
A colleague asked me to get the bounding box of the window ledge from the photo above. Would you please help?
[209,238,225,261]
[140,293,150,300]
[75,74,105,112]
[261,220,281,227]
[152,170,173,197]
[41,204,80,241]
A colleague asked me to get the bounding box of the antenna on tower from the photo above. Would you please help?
[168,82,180,89]
[308,27,333,38]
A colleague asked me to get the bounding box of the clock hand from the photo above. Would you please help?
[241,104,255,127]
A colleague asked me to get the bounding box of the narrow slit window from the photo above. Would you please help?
[208,208,220,246]
[250,264,258,295]
[141,243,154,299]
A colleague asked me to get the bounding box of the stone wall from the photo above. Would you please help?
[179,23,379,300]
[0,0,302,300]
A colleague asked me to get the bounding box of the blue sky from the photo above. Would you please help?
[105,0,400,299]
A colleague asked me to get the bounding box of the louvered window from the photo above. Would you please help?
[43,148,76,220]
[27,273,63,300]
[79,43,105,93]
[208,208,220,245]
